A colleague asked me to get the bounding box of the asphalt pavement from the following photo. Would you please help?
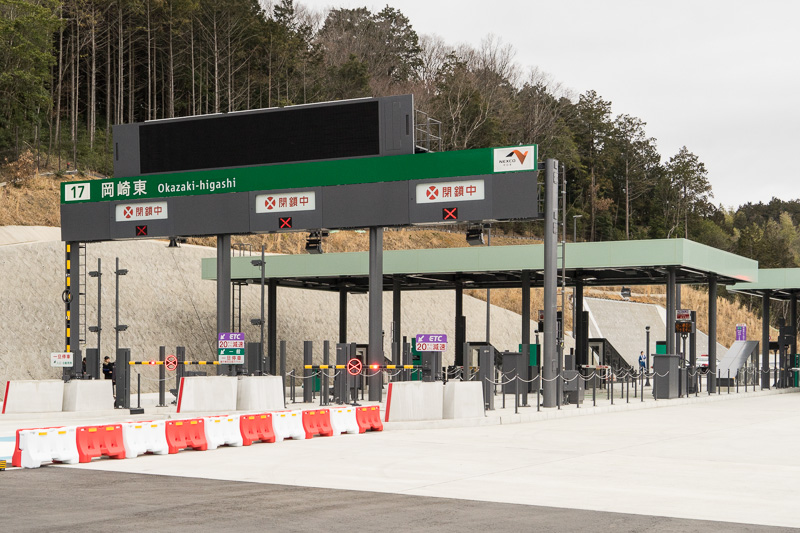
[2,468,793,533]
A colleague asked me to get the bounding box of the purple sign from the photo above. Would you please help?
[415,334,448,352]
[416,334,447,344]
[735,324,747,341]
[218,332,245,341]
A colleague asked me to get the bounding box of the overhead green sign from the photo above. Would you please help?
[60,145,537,204]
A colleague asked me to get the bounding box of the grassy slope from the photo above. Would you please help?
[1,157,769,348]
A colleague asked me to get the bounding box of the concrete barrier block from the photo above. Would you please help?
[443,382,485,419]
[177,376,238,413]
[236,376,284,411]
[385,382,443,422]
[63,380,114,411]
[2,380,64,414]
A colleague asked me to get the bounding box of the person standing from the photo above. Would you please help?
[638,350,647,373]
[103,356,116,396]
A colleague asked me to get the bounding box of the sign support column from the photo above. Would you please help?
[268,279,277,375]
[708,276,717,393]
[542,159,558,408]
[217,235,232,376]
[762,290,771,390]
[666,267,676,355]
[368,226,383,401]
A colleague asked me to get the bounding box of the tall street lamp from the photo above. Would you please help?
[573,214,582,242]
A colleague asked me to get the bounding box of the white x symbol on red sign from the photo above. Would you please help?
[123,206,133,218]
[265,197,275,210]
[426,186,438,200]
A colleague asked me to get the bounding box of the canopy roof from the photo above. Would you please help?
[202,238,758,293]
[728,268,800,300]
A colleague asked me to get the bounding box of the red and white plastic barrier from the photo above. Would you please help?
[329,406,359,436]
[10,403,391,468]
[121,420,169,458]
[76,424,126,463]
[165,418,208,453]
[239,413,276,445]
[203,415,244,450]
[271,410,306,442]
[356,405,384,432]
[302,409,333,439]
[14,427,80,469]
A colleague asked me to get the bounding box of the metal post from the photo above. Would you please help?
[486,225,491,344]
[176,346,185,403]
[303,341,313,403]
[339,288,348,344]
[137,374,141,409]
[522,269,531,402]
[666,268,676,355]
[368,226,383,402]
[322,340,330,406]
[542,158,559,408]
[66,242,81,380]
[280,340,287,405]
[158,346,166,407]
[216,235,232,376]
[90,257,102,369]
[455,281,464,367]
[392,277,401,367]
[645,326,651,386]
[762,291,771,390]
[268,279,277,375]
[259,247,266,373]
[560,164,566,393]
[610,372,614,405]
[708,276,718,393]
[791,292,798,369]
[728,369,731,394]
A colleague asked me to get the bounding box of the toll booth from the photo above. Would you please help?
[409,343,424,381]
[563,352,584,404]
[500,352,529,406]
[420,351,442,382]
[653,354,680,399]
[519,343,540,393]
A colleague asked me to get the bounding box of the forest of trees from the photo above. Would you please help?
[2,0,800,270]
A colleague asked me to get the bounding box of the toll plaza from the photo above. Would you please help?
[201,237,758,406]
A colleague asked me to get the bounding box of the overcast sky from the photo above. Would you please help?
[298,0,799,209]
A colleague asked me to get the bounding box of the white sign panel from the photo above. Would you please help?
[676,309,692,321]
[115,201,168,222]
[415,180,485,204]
[51,352,74,367]
[493,146,536,172]
[219,353,244,364]
[255,191,316,213]
[64,183,91,202]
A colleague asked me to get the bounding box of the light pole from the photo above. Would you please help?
[573,214,582,242]
[645,325,651,386]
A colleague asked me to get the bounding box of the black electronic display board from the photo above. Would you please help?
[114,95,415,178]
